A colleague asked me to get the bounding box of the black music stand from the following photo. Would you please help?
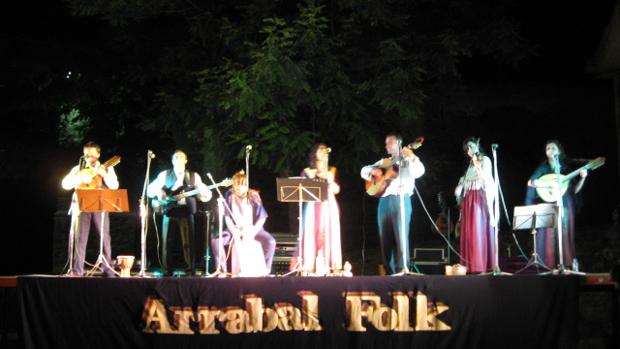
[76,189,129,276]
[276,177,328,276]
[512,204,557,274]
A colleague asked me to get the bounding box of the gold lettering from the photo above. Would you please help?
[219,307,245,334]
[427,302,451,331]
[142,297,174,334]
[391,292,414,332]
[299,292,322,331]
[262,308,278,332]
[142,292,328,336]
[414,292,451,331]
[197,306,221,334]
[243,295,263,333]
[371,304,397,331]
[345,292,381,332]
[275,303,303,331]
[170,306,195,334]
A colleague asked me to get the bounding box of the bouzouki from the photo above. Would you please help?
[78,155,121,189]
[535,156,605,202]
[152,178,232,213]
[364,137,424,198]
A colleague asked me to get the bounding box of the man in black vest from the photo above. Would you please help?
[148,150,212,275]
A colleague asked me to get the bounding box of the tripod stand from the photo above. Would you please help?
[138,150,155,277]
[391,141,422,276]
[206,173,234,278]
[512,204,556,274]
[545,160,584,275]
[276,177,328,276]
[483,144,511,276]
[76,189,129,277]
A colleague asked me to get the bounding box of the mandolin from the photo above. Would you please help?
[78,155,121,189]
[364,137,424,198]
[535,156,605,202]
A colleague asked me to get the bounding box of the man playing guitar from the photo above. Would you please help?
[147,150,212,276]
[360,133,425,275]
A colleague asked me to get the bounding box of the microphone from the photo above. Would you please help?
[245,145,252,151]
[147,150,156,159]
[326,147,332,153]
[491,144,498,151]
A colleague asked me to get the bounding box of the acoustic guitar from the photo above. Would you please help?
[535,156,605,202]
[78,155,121,189]
[152,178,232,214]
[364,137,424,198]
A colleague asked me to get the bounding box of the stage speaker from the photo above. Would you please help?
[271,233,297,275]
[411,248,447,275]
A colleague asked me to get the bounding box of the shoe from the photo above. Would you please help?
[104,269,118,278]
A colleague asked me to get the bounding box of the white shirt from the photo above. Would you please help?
[62,162,119,190]
[360,156,425,196]
[147,169,212,204]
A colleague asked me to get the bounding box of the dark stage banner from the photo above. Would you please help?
[17,275,578,349]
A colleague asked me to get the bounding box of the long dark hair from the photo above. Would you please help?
[308,143,328,168]
[462,136,487,157]
[544,139,566,162]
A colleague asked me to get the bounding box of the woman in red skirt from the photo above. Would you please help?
[454,137,496,273]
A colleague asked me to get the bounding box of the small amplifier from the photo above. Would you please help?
[412,248,446,265]
[271,233,297,274]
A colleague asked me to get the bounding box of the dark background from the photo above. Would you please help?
[2,0,619,275]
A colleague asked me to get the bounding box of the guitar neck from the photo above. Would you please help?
[173,181,228,200]
[563,162,596,182]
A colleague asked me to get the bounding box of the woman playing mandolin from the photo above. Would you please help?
[525,139,589,270]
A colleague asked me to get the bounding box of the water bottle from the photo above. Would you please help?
[572,258,579,272]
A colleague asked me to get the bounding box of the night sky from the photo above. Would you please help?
[2,0,618,275]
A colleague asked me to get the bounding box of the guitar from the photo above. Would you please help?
[535,156,605,202]
[78,155,121,189]
[152,178,232,213]
[364,137,424,198]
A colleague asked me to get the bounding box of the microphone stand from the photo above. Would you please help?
[205,173,238,278]
[392,140,421,276]
[245,146,251,197]
[65,156,84,276]
[138,151,154,277]
[553,156,584,275]
[488,145,511,275]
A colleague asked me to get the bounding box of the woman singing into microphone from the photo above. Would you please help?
[454,137,496,273]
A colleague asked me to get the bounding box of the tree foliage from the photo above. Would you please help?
[64,0,529,175]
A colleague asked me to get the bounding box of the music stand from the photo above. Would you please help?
[76,189,129,276]
[276,177,328,276]
[512,204,556,274]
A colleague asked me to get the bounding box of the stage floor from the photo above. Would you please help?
[14,274,585,349]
